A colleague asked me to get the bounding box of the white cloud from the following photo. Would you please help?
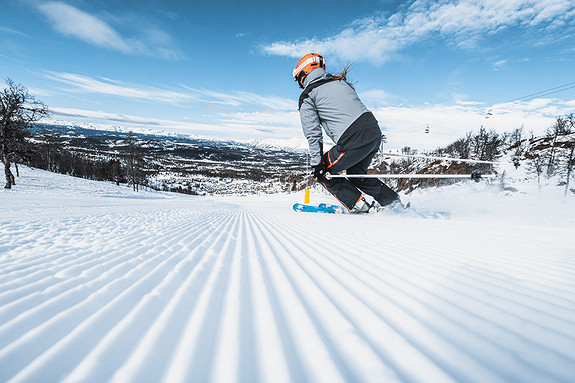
[36,2,183,60]
[491,60,507,70]
[359,89,401,106]
[262,0,575,64]
[373,97,574,150]
[183,87,296,111]
[51,107,165,126]
[218,110,300,129]
[0,26,29,37]
[38,2,131,53]
[45,72,197,104]
[45,72,296,111]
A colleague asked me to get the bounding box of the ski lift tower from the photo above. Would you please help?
[380,133,387,153]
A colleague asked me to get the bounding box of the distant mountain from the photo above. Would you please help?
[43,120,308,152]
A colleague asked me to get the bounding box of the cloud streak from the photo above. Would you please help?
[36,1,183,60]
[45,72,197,104]
[262,0,575,64]
[184,87,296,110]
[45,72,296,111]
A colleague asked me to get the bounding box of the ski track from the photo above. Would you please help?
[1,200,575,383]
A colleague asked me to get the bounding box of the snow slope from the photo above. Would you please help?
[1,168,575,383]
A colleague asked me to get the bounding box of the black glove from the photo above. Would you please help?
[312,163,327,179]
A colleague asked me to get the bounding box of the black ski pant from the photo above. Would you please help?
[318,137,399,211]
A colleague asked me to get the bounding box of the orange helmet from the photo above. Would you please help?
[293,53,325,88]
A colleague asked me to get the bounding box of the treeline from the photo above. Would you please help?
[521,114,575,193]
[374,114,575,193]
[27,138,123,182]
[440,114,574,168]
[426,114,575,181]
[25,130,146,191]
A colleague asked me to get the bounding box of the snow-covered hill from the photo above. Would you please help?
[1,168,574,382]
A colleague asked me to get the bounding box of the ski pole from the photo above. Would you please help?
[379,152,498,165]
[324,172,497,181]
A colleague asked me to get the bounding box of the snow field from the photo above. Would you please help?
[1,168,575,383]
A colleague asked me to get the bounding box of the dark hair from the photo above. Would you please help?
[331,64,356,89]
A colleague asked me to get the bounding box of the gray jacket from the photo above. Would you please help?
[299,68,371,165]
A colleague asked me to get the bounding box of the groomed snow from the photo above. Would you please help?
[1,167,575,383]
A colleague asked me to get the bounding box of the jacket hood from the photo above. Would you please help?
[302,68,328,88]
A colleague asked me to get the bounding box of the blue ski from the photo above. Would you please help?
[293,203,341,214]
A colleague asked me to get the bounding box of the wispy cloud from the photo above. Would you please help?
[359,89,403,106]
[36,1,183,60]
[262,0,575,64]
[218,110,300,128]
[0,26,29,37]
[45,71,296,111]
[184,87,295,110]
[45,72,197,104]
[491,60,508,70]
[51,107,163,126]
[44,72,297,113]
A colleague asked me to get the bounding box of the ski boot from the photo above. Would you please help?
[350,197,375,214]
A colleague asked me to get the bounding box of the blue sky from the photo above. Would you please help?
[1,0,575,149]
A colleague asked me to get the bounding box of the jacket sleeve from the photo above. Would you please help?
[299,98,323,166]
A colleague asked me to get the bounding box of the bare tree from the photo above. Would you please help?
[124,131,143,191]
[0,79,49,188]
[527,152,544,187]
[445,131,472,159]
[545,116,573,176]
[508,126,525,157]
[565,146,575,196]
[556,115,575,195]
[472,126,501,162]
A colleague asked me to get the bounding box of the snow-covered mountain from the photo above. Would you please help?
[44,120,309,152]
[1,167,574,383]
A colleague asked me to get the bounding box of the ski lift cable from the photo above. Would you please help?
[386,79,575,138]
[515,84,575,103]
[504,81,575,104]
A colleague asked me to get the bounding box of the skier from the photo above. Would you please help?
[293,53,402,213]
